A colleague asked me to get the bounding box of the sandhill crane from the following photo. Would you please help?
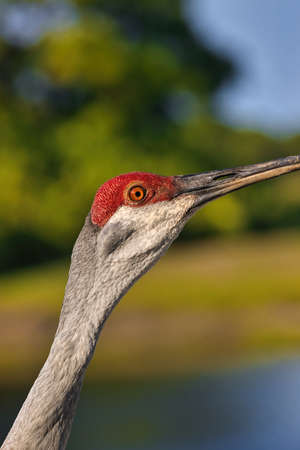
[2,155,300,450]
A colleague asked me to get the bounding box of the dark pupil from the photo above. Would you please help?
[135,190,141,197]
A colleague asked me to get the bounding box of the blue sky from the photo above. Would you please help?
[1,1,299,135]
[186,0,300,135]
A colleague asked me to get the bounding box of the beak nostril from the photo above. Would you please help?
[213,172,236,181]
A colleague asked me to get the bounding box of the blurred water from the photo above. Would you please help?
[2,359,300,449]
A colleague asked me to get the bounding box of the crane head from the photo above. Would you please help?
[90,156,300,261]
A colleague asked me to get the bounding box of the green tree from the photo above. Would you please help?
[0,0,299,271]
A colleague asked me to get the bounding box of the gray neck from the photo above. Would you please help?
[2,215,122,450]
[2,211,179,450]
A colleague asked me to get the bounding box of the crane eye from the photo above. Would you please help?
[128,185,147,202]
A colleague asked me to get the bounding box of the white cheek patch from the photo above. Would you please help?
[100,195,196,260]
[113,195,195,225]
[108,195,195,231]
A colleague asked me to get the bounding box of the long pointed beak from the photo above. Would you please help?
[174,155,300,206]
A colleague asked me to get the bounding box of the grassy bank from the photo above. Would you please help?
[1,231,300,387]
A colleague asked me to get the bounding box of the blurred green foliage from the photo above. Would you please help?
[0,0,300,271]
[2,232,300,386]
